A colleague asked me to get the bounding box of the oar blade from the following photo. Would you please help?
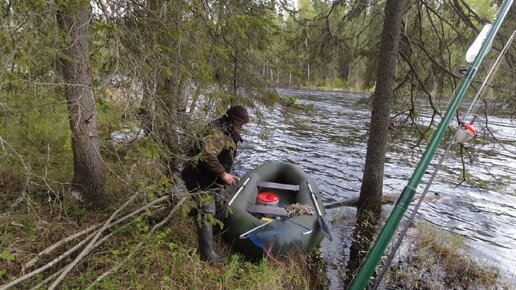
[318,217,333,241]
[307,181,333,241]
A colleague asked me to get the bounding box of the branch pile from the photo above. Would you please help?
[0,194,187,290]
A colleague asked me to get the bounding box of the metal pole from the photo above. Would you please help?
[348,1,514,288]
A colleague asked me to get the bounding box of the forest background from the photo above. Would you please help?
[0,0,514,289]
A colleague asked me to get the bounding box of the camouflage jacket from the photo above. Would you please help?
[181,117,242,191]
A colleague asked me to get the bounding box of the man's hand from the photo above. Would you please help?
[222,172,239,185]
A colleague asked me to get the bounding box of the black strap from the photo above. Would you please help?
[246,203,289,217]
[257,181,299,191]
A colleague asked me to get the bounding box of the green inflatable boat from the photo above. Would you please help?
[220,161,330,258]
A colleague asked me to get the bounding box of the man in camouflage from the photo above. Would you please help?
[181,105,250,262]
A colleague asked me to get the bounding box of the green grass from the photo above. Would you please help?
[0,196,322,289]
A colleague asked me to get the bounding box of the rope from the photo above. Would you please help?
[372,30,516,290]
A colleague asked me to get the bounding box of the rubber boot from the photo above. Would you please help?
[197,203,226,263]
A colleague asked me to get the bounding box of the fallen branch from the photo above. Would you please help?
[0,195,172,290]
[30,267,63,290]
[23,195,170,271]
[31,216,143,290]
[24,223,102,271]
[47,191,142,290]
[1,226,98,290]
[86,197,187,289]
[324,193,441,209]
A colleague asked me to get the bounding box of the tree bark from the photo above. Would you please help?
[57,2,106,208]
[359,0,403,215]
[345,0,404,285]
[337,52,351,82]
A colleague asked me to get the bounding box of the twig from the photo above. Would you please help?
[29,214,145,290]
[0,136,34,215]
[22,195,171,272]
[86,197,186,289]
[324,193,439,209]
[30,267,63,290]
[457,144,468,186]
[0,227,97,290]
[47,191,142,290]
[23,223,102,270]
[481,101,515,155]
[1,195,172,290]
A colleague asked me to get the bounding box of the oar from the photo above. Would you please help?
[287,220,313,235]
[239,218,313,239]
[239,220,274,239]
[227,177,250,206]
[307,181,333,241]
[216,177,250,219]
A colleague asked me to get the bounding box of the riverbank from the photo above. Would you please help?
[1,190,509,289]
[322,206,508,289]
[0,190,326,289]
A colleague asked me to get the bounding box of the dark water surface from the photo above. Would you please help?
[232,88,516,286]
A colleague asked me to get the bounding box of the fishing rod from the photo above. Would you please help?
[464,30,516,119]
[371,30,515,290]
[348,1,514,289]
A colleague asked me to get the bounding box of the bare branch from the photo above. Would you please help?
[0,195,171,290]
[23,223,102,270]
[47,190,140,289]
[86,197,187,289]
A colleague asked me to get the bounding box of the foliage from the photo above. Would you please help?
[272,0,514,113]
[0,0,513,287]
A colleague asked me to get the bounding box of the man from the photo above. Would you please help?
[181,105,250,262]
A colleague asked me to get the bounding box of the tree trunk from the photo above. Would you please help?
[57,3,106,209]
[345,0,403,285]
[337,51,352,82]
[359,0,403,216]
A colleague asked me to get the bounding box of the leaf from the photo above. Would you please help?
[0,249,15,262]
[111,249,122,256]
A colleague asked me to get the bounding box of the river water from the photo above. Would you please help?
[232,88,516,286]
